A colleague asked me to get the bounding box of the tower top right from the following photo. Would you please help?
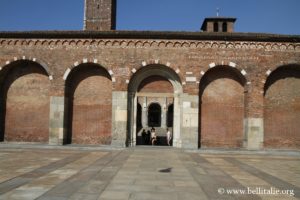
[201,17,237,33]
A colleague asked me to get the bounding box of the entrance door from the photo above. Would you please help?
[148,103,161,127]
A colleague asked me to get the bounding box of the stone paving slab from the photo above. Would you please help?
[0,147,298,200]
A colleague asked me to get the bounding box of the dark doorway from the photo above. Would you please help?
[136,103,142,132]
[136,103,143,145]
[167,104,173,127]
[148,103,161,127]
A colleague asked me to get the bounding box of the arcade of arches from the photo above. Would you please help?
[0,60,299,149]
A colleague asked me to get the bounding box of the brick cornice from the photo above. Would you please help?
[1,38,299,52]
[0,30,299,43]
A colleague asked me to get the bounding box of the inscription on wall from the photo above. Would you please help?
[188,52,259,61]
[113,67,130,76]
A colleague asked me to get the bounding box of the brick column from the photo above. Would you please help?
[244,83,264,150]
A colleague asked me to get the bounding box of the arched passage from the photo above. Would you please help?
[127,64,182,147]
[0,60,50,142]
[65,63,112,145]
[199,66,246,148]
[264,65,300,149]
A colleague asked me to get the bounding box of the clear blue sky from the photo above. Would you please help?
[0,0,299,35]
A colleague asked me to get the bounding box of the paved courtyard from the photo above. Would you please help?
[0,146,299,200]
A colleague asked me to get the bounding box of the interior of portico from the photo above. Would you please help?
[127,65,183,147]
[136,93,174,146]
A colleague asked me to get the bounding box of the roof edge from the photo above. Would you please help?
[0,30,299,43]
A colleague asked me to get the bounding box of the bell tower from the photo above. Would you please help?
[84,0,116,31]
[201,17,236,33]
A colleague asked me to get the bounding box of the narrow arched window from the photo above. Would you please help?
[213,22,219,32]
[222,22,227,32]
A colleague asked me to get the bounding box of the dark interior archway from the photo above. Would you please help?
[136,103,142,132]
[148,103,161,127]
[136,103,144,145]
[167,104,173,127]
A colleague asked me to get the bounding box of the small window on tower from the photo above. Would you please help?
[222,22,227,32]
[97,4,100,9]
[213,22,218,32]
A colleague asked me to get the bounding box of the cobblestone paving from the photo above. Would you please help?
[0,147,299,200]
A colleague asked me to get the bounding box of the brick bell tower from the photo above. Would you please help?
[84,0,117,31]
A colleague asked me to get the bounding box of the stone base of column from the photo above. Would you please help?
[180,94,199,150]
[111,91,128,148]
[49,96,66,145]
[173,139,182,148]
[244,118,264,150]
[181,127,198,149]
[111,139,126,148]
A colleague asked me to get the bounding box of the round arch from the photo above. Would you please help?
[128,64,182,93]
[264,64,300,94]
[264,64,300,149]
[199,65,247,148]
[199,65,247,90]
[64,62,113,145]
[1,58,52,78]
[0,60,51,142]
[63,60,113,82]
[127,64,183,147]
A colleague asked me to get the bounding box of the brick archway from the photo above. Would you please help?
[127,64,182,147]
[65,63,112,145]
[264,64,300,149]
[199,65,246,148]
[0,60,50,142]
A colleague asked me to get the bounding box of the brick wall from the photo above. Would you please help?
[200,67,245,148]
[264,65,300,148]
[1,61,50,142]
[138,75,173,93]
[65,64,112,145]
[0,35,299,149]
[84,0,116,31]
